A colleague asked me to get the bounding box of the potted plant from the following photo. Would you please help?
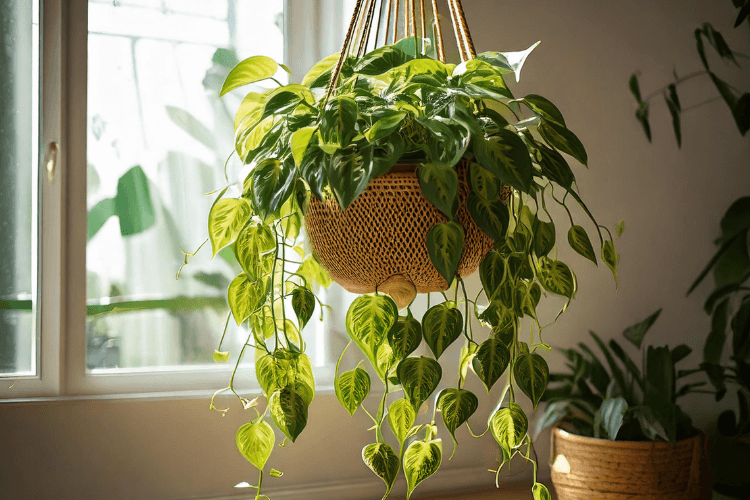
[537,310,712,500]
[190,2,618,499]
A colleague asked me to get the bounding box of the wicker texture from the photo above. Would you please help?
[550,428,711,500]
[305,162,497,304]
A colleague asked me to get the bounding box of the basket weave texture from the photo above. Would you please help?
[305,161,497,302]
[550,427,711,500]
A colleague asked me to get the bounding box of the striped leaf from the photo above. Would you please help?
[346,295,398,379]
[362,443,400,500]
[335,367,371,416]
[418,164,459,219]
[388,399,416,448]
[234,222,275,281]
[208,196,252,257]
[397,356,442,411]
[472,337,511,392]
[422,303,463,360]
[536,257,576,298]
[236,420,275,470]
[403,439,442,500]
[490,403,528,456]
[269,385,308,443]
[387,315,422,361]
[437,388,479,456]
[227,273,265,325]
[568,225,597,265]
[513,353,549,409]
[426,222,465,285]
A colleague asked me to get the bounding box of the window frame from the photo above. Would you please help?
[2,0,350,399]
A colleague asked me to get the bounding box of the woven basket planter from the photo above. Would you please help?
[550,427,712,500]
[305,161,499,308]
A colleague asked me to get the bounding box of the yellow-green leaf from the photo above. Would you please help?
[213,350,230,363]
[335,367,370,416]
[228,273,265,325]
[602,239,620,288]
[437,388,479,457]
[568,225,597,265]
[291,126,317,166]
[221,55,278,96]
[472,337,511,393]
[269,385,308,443]
[513,353,549,409]
[346,295,398,379]
[208,197,252,257]
[403,439,442,500]
[236,420,275,470]
[422,302,462,360]
[388,399,416,448]
[489,403,528,457]
[397,356,442,411]
[362,442,400,500]
[234,222,276,280]
[426,221,465,286]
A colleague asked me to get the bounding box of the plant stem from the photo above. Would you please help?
[643,70,708,102]
[217,311,231,351]
[682,96,724,112]
[255,469,263,500]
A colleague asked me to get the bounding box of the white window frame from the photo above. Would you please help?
[1,0,353,400]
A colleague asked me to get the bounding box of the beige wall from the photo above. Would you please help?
[2,1,749,499]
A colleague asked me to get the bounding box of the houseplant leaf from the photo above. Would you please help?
[596,397,628,440]
[422,302,463,360]
[291,287,315,330]
[533,220,556,257]
[387,315,422,361]
[426,222,465,285]
[622,308,662,349]
[538,120,588,166]
[228,274,265,325]
[536,257,576,298]
[335,367,371,416]
[256,352,291,397]
[388,398,416,448]
[480,250,506,299]
[252,158,296,220]
[269,385,308,443]
[568,225,597,265]
[474,129,533,193]
[469,163,499,200]
[602,240,620,287]
[208,196,251,257]
[490,403,528,456]
[403,439,442,500]
[327,145,375,210]
[290,126,317,166]
[418,164,459,219]
[234,222,275,281]
[437,388,479,455]
[236,420,275,470]
[472,337,511,392]
[467,194,510,241]
[532,483,552,500]
[514,353,549,409]
[362,442,400,499]
[346,294,398,377]
[397,356,442,410]
[220,55,278,96]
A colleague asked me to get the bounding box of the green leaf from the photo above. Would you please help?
[490,403,528,456]
[228,274,265,325]
[221,55,278,96]
[256,353,291,397]
[615,220,625,238]
[234,222,275,281]
[259,91,303,122]
[365,110,407,142]
[628,73,642,103]
[394,37,432,58]
[536,257,576,298]
[291,126,317,166]
[514,353,549,409]
[596,397,628,440]
[362,443,400,499]
[297,254,333,288]
[472,337,511,392]
[302,52,340,87]
[252,158,296,221]
[636,102,652,142]
[417,116,471,168]
[536,143,575,189]
[602,240,620,288]
[346,295,399,378]
[520,282,542,319]
[213,350,230,363]
[538,120,588,166]
[327,145,375,210]
[422,303,463,360]
[695,23,739,69]
[269,468,284,478]
[403,439,442,500]
[299,144,328,200]
[532,483,552,500]
[438,388,478,456]
[467,194,509,241]
[320,97,358,148]
[418,164,459,219]
[469,163,499,201]
[533,220,556,257]
[291,288,315,331]
[458,343,479,387]
[480,250,506,300]
[568,225,597,265]
[397,356,443,410]
[522,94,566,125]
[388,315,422,361]
[209,195,252,256]
[236,421,275,470]
[335,367,371,416]
[474,130,533,193]
[388,399,416,447]
[355,45,412,75]
[114,166,156,237]
[426,222,465,285]
[705,299,729,365]
[622,308,662,349]
[293,353,316,404]
[87,197,117,241]
[664,92,682,148]
[475,41,540,82]
[269,385,308,443]
[634,406,669,442]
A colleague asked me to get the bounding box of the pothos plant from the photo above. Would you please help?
[196,38,619,500]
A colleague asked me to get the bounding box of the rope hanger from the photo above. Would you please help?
[325,0,477,101]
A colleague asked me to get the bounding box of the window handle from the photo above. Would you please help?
[45,141,59,183]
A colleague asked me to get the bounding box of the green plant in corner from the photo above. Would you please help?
[187,2,619,499]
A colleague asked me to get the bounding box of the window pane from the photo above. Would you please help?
[0,1,39,376]
[85,0,316,372]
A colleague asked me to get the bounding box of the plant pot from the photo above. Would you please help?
[305,161,499,308]
[550,427,712,500]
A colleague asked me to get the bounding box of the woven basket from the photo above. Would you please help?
[305,161,500,308]
[550,427,712,500]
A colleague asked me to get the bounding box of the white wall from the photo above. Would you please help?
[1,1,748,499]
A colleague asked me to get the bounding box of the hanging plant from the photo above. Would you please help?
[193,1,620,498]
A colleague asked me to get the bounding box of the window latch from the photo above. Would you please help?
[45,141,59,183]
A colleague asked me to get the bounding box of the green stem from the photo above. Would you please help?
[217,311,232,351]
[255,469,263,500]
[643,70,708,102]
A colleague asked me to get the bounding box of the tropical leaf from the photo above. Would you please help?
[256,353,291,397]
[602,240,620,288]
[418,164,459,219]
[595,397,628,440]
[365,110,407,142]
[514,353,549,409]
[472,337,511,392]
[327,145,375,210]
[291,126,317,166]
[234,222,275,281]
[568,225,597,265]
[538,120,588,166]
[335,367,371,416]
[533,220,556,257]
[536,143,575,189]
[362,443,400,500]
[489,403,528,456]
[252,158,296,220]
[355,45,412,75]
[388,315,422,361]
[236,421,275,470]
[426,222,465,285]
[480,250,506,300]
[208,197,252,257]
[536,257,576,298]
[320,96,359,148]
[291,287,316,330]
[220,55,278,96]
[532,483,552,500]
[458,343,479,387]
[301,52,339,87]
[474,130,533,193]
[422,302,463,360]
[467,194,510,241]
[388,399,416,448]
[228,274,265,325]
[269,385,308,442]
[522,94,566,125]
[346,295,399,378]
[622,308,662,349]
[469,163,499,201]
[403,439,442,500]
[397,356,443,410]
[437,388,479,455]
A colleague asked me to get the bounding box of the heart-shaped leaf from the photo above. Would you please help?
[228,273,265,325]
[422,303,463,360]
[514,353,549,409]
[236,420,275,470]
[291,287,315,330]
[522,94,566,125]
[256,352,291,397]
[403,439,442,500]
[533,220,556,257]
[426,222,465,286]
[299,144,328,200]
[301,52,339,87]
[472,337,511,392]
[467,193,509,241]
[208,196,252,257]
[480,250,506,300]
[536,142,575,189]
[292,353,316,405]
[602,240,620,288]
[469,163,499,201]
[327,145,375,210]
[355,45,412,75]
[220,55,278,96]
[388,315,422,361]
[473,129,533,193]
[536,257,576,298]
[532,482,552,500]
[490,403,528,456]
[568,225,597,265]
[269,385,308,443]
[397,356,442,411]
[346,295,399,379]
[335,367,371,416]
[252,158,295,220]
[538,120,588,166]
[458,343,479,387]
[234,222,275,280]
[365,110,407,142]
[437,388,479,455]
[290,126,316,166]
[418,164,459,219]
[388,399,416,448]
[362,442,400,499]
[320,96,358,148]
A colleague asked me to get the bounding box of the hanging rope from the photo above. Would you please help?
[431,0,445,62]
[450,0,476,58]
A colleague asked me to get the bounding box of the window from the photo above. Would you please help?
[1,0,354,398]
